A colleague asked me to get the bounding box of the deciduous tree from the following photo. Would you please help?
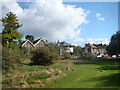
[73,46,82,56]
[107,30,120,56]
[25,35,34,42]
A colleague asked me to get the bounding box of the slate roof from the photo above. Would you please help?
[21,38,47,47]
[33,38,42,44]
[84,43,107,49]
[93,44,107,49]
[60,42,74,47]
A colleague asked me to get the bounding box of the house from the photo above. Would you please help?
[58,41,74,55]
[21,38,47,51]
[83,43,107,56]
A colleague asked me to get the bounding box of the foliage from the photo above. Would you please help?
[107,30,120,56]
[73,46,82,56]
[2,44,22,71]
[48,42,60,60]
[62,52,71,59]
[25,35,34,42]
[2,42,28,72]
[31,47,54,65]
[1,12,22,45]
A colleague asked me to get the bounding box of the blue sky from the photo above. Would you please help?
[63,2,118,46]
[18,2,118,46]
[1,1,118,46]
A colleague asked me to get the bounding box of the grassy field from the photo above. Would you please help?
[2,58,120,88]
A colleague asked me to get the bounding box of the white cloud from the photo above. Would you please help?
[74,38,110,45]
[73,38,84,42]
[96,13,105,21]
[96,13,101,17]
[1,0,89,41]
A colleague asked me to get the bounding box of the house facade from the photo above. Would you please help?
[21,38,47,51]
[83,43,107,56]
[58,42,74,55]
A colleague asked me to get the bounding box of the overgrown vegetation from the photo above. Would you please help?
[1,12,25,72]
[31,46,59,65]
[2,42,29,72]
[62,52,71,59]
[2,59,119,88]
[2,60,74,88]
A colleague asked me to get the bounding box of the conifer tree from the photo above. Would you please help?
[1,12,22,45]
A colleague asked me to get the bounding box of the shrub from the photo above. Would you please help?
[49,46,60,61]
[2,47,10,71]
[31,47,54,65]
[2,43,26,71]
[62,52,71,59]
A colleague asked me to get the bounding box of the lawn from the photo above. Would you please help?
[2,58,120,88]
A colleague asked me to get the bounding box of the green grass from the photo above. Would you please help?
[27,73,50,84]
[16,61,65,73]
[42,59,119,88]
[2,59,119,88]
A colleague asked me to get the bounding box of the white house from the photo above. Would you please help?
[58,41,74,55]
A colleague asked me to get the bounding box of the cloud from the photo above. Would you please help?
[1,0,89,41]
[73,38,84,42]
[74,38,109,45]
[96,13,105,21]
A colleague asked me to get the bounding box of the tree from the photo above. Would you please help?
[107,30,120,56]
[48,42,61,55]
[25,35,34,42]
[73,46,82,56]
[1,12,22,45]
[31,47,53,65]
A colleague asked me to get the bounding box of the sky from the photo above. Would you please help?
[0,0,118,47]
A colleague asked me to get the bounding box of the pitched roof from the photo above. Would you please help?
[21,40,34,47]
[33,38,42,44]
[93,44,107,49]
[34,38,47,46]
[84,43,107,49]
[90,44,97,48]
[60,42,74,47]
[21,38,47,47]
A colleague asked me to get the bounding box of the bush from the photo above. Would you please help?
[31,47,54,65]
[49,46,60,61]
[2,42,28,72]
[2,46,23,71]
[2,47,10,71]
[62,52,71,59]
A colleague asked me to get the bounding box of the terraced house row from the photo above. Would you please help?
[83,43,107,56]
